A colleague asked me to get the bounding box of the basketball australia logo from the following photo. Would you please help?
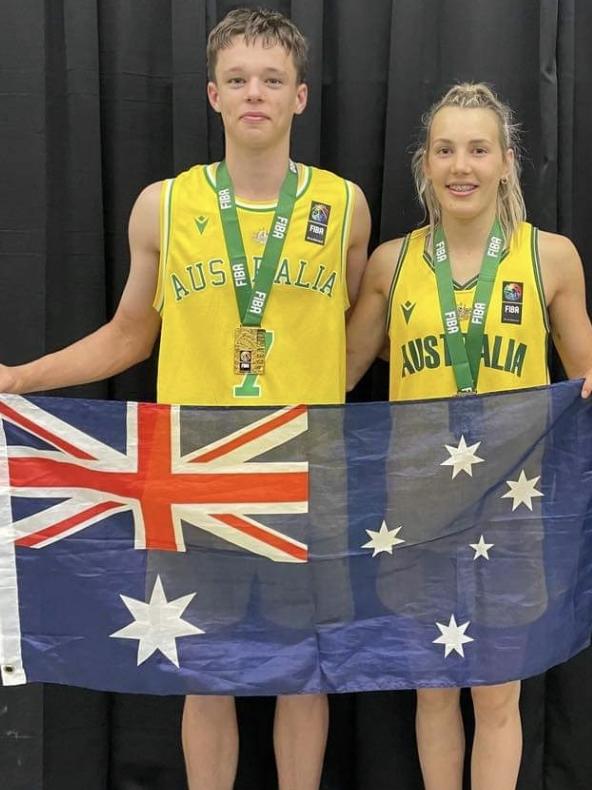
[305,201,331,245]
[252,228,268,246]
[456,303,472,321]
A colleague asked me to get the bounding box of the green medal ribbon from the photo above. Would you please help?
[216,160,298,327]
[433,220,504,393]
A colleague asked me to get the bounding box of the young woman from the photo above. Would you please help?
[346,83,592,790]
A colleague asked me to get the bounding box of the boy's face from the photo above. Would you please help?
[207,36,307,152]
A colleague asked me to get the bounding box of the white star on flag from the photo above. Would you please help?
[469,535,494,560]
[502,470,543,511]
[441,435,484,479]
[362,520,405,557]
[433,615,474,658]
[110,575,204,667]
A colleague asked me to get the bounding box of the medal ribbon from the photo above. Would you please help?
[433,220,504,392]
[216,160,298,327]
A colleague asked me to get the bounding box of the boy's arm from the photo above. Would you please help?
[0,182,163,395]
[344,184,372,307]
[346,239,403,391]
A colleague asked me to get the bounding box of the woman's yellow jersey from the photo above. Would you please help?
[387,222,550,400]
[154,163,354,405]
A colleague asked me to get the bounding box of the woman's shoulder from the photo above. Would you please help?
[532,228,583,301]
[372,236,406,261]
[364,228,425,296]
[536,229,578,262]
[372,225,428,262]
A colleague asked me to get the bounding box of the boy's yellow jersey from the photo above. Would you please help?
[387,222,550,400]
[154,163,354,405]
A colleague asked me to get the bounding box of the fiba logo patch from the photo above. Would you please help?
[305,201,331,245]
[311,204,330,223]
[503,282,522,302]
[501,281,523,324]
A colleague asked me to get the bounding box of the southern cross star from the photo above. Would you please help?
[362,520,405,557]
[502,470,544,511]
[110,575,204,667]
[433,615,474,658]
[441,435,484,479]
[469,535,494,560]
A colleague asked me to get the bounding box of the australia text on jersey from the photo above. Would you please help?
[400,333,528,378]
[169,257,338,302]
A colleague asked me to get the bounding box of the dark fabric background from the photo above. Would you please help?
[1,1,591,788]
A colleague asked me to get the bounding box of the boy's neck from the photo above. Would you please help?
[223,142,292,202]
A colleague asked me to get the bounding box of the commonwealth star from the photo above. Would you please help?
[362,521,405,557]
[110,575,204,667]
[502,470,544,511]
[441,435,485,479]
[433,615,474,658]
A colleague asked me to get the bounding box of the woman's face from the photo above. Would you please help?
[424,106,512,224]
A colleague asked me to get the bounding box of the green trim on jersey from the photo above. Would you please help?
[385,233,411,330]
[422,237,510,291]
[531,227,551,333]
[156,178,175,313]
[204,163,312,210]
[339,180,354,299]
[296,165,312,202]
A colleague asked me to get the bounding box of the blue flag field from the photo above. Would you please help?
[0,381,590,695]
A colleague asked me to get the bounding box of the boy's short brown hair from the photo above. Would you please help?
[207,7,309,83]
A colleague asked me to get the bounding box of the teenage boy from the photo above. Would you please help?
[0,8,371,789]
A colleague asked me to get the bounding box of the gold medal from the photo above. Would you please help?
[234,327,266,375]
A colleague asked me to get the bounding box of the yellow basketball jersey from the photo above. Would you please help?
[154,163,354,405]
[387,222,550,400]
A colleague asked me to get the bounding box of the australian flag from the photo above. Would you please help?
[0,381,590,695]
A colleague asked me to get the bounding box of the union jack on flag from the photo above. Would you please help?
[0,395,309,561]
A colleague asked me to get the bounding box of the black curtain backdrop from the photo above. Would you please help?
[1,1,591,788]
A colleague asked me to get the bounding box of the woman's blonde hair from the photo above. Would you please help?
[411,83,526,242]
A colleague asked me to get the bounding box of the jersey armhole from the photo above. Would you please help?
[385,234,411,332]
[531,226,551,334]
[340,179,355,310]
[153,178,175,314]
